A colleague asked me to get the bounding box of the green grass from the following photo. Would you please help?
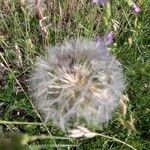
[0,0,150,149]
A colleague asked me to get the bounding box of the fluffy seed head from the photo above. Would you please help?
[29,39,125,130]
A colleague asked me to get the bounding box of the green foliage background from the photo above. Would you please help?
[0,0,149,149]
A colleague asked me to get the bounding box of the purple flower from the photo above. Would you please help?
[104,31,113,45]
[96,32,113,58]
[92,0,108,5]
[96,31,113,46]
[96,36,108,57]
[131,3,141,13]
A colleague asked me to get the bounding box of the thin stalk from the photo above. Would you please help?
[97,133,136,150]
[0,120,43,126]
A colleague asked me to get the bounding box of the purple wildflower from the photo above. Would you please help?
[96,36,108,57]
[131,3,141,13]
[104,31,113,45]
[92,0,108,5]
[96,32,113,57]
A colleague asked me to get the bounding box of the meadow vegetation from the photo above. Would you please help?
[0,0,150,149]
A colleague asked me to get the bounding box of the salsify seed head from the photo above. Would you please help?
[29,39,125,130]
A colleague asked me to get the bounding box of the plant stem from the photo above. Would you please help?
[97,133,136,150]
[0,120,43,126]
